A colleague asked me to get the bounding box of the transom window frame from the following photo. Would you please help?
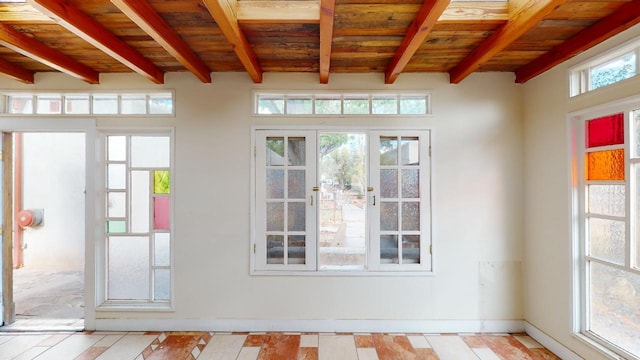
[95,127,175,311]
[253,91,432,117]
[250,126,434,277]
[569,37,640,97]
[569,97,640,360]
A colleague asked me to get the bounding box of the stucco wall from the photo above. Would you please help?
[0,71,524,330]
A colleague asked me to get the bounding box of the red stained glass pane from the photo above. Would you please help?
[586,113,624,148]
[153,197,170,230]
[586,149,625,181]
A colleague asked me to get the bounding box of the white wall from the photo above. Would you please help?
[0,70,524,330]
[523,24,640,360]
[21,133,85,269]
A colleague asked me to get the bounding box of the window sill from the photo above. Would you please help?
[251,270,435,277]
[572,332,633,360]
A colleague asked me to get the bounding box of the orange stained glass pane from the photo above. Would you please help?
[586,149,625,181]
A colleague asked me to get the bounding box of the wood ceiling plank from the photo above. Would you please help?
[448,0,568,84]
[385,0,452,84]
[0,57,35,83]
[439,1,508,23]
[319,0,336,83]
[0,23,99,84]
[202,0,263,82]
[237,1,320,23]
[0,4,53,23]
[111,0,211,83]
[29,0,165,84]
[516,0,640,83]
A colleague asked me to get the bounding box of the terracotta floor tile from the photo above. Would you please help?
[415,348,440,360]
[481,335,537,360]
[244,334,269,347]
[355,335,374,348]
[461,335,488,348]
[257,333,300,360]
[146,334,202,360]
[372,334,420,360]
[298,347,319,360]
[529,348,562,360]
[74,346,109,360]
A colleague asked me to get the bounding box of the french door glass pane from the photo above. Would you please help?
[380,169,397,198]
[288,202,306,231]
[401,169,419,198]
[380,235,398,264]
[267,169,284,198]
[380,137,398,165]
[288,235,305,264]
[288,170,305,198]
[588,184,624,217]
[288,137,306,166]
[319,133,366,268]
[380,202,398,231]
[266,202,284,231]
[267,235,284,264]
[402,235,420,264]
[402,202,420,231]
[401,137,419,165]
[266,137,285,165]
[589,262,640,358]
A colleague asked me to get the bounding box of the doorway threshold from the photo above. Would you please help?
[0,318,84,332]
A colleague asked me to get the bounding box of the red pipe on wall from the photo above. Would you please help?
[13,133,23,269]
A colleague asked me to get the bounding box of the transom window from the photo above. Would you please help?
[98,130,173,309]
[252,129,432,274]
[572,106,640,359]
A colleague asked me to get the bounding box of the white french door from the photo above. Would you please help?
[254,129,431,273]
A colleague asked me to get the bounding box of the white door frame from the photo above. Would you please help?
[0,118,96,328]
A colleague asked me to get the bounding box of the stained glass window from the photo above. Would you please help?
[586,149,625,181]
[586,113,624,148]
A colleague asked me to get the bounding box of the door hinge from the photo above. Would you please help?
[429,244,432,254]
[253,243,256,253]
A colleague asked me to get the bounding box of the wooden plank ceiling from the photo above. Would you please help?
[0,0,638,85]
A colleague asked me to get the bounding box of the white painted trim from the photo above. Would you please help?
[525,322,583,360]
[93,318,524,333]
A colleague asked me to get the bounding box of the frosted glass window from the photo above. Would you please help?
[288,170,305,199]
[586,149,625,181]
[372,96,397,114]
[107,164,126,189]
[402,202,420,231]
[93,94,118,114]
[121,94,146,114]
[149,93,173,115]
[588,185,625,217]
[380,169,398,198]
[589,218,625,265]
[107,192,126,218]
[380,202,399,231]
[131,171,150,233]
[108,236,150,300]
[286,97,312,114]
[108,136,126,162]
[153,197,170,230]
[154,170,170,194]
[154,269,170,300]
[107,221,126,234]
[36,95,61,114]
[401,169,419,198]
[343,97,369,114]
[154,233,170,266]
[589,262,640,358]
[8,96,33,114]
[267,169,284,199]
[65,95,90,114]
[131,136,170,168]
[287,202,305,231]
[267,202,284,231]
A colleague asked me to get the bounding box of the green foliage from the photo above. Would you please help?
[154,170,170,194]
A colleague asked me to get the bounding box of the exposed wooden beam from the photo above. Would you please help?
[0,58,35,84]
[449,0,567,84]
[385,0,451,84]
[319,0,335,84]
[0,23,99,84]
[111,0,211,83]
[202,0,263,83]
[29,0,164,84]
[515,0,640,83]
[0,3,52,23]
[237,1,320,24]
[438,1,508,23]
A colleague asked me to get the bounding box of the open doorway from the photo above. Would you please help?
[9,132,85,330]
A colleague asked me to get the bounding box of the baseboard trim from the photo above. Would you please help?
[93,318,525,333]
[525,322,583,360]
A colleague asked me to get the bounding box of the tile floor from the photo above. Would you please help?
[0,331,561,360]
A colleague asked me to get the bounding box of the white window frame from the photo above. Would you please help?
[96,127,175,311]
[570,97,640,360]
[251,126,433,276]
